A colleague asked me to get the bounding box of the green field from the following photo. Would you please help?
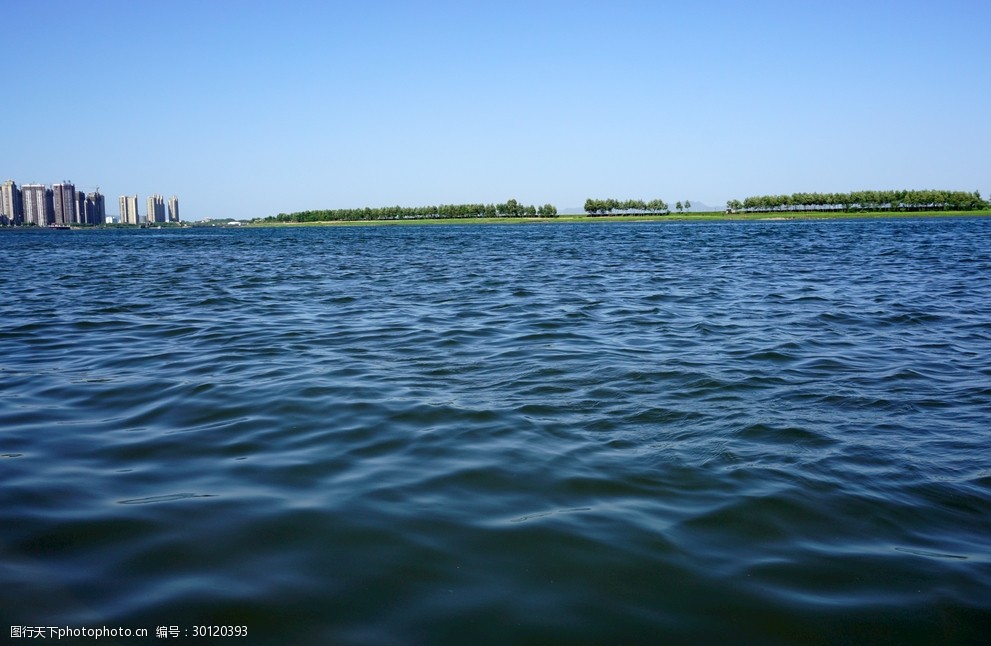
[250,210,991,227]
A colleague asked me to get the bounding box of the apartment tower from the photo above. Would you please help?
[119,195,139,224]
[22,184,53,226]
[52,181,76,225]
[87,191,106,225]
[147,194,166,223]
[1,180,23,225]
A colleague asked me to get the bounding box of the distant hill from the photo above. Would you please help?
[682,201,721,212]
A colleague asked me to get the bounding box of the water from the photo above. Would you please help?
[1,219,990,644]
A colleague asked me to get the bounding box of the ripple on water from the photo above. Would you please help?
[1,221,990,642]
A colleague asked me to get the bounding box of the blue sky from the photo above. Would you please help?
[3,0,989,219]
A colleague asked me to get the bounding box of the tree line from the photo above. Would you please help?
[584,198,672,215]
[728,190,987,213]
[263,199,557,223]
[261,189,988,223]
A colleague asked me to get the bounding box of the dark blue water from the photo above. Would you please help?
[2,219,990,644]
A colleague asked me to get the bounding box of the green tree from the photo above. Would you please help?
[646,199,668,213]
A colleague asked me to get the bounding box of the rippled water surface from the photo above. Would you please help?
[2,219,990,643]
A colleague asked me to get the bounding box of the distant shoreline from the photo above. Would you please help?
[2,210,988,232]
[246,210,991,227]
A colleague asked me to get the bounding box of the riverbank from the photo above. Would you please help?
[250,209,991,227]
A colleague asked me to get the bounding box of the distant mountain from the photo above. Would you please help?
[682,201,722,212]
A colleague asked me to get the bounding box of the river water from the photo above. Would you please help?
[1,219,990,643]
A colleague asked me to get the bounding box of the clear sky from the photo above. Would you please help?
[3,0,989,219]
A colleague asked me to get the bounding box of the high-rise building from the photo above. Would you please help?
[22,184,53,226]
[167,195,179,223]
[1,180,22,225]
[87,191,105,225]
[119,195,139,224]
[52,182,76,225]
[75,191,87,225]
[147,194,166,223]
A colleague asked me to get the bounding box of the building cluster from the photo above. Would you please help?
[119,193,180,225]
[0,179,179,226]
